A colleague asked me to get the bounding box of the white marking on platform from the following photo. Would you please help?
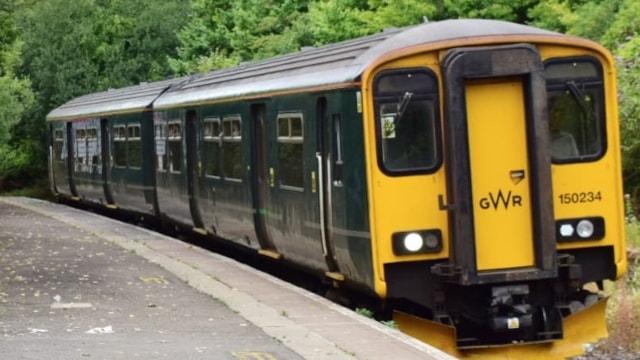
[50,302,93,309]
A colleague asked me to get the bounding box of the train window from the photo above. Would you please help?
[154,123,167,171]
[128,124,142,169]
[167,121,182,173]
[113,125,126,167]
[333,114,344,186]
[52,128,66,176]
[53,129,64,162]
[75,128,87,172]
[277,113,304,189]
[87,128,99,171]
[373,69,440,175]
[545,58,605,162]
[54,129,64,141]
[203,117,221,177]
[113,125,127,167]
[222,116,243,180]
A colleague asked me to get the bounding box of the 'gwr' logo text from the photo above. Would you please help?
[479,190,522,210]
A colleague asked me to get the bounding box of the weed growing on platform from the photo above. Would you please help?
[355,307,374,318]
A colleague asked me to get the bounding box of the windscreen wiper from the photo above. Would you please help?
[394,91,413,126]
[565,80,596,121]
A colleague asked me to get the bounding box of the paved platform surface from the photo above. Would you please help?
[0,197,456,360]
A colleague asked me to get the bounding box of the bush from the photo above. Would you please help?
[0,140,46,192]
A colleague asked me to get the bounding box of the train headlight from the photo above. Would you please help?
[576,220,594,238]
[393,229,442,255]
[556,217,604,242]
[403,233,424,252]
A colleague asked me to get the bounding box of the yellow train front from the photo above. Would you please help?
[361,20,627,358]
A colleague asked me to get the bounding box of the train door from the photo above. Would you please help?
[100,118,115,206]
[315,97,341,275]
[249,103,279,257]
[438,44,556,284]
[186,109,205,231]
[66,122,78,197]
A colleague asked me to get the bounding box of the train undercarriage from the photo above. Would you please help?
[385,248,614,359]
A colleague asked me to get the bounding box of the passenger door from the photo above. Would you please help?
[249,103,278,256]
[314,97,340,274]
[100,118,115,205]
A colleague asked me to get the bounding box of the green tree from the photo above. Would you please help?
[442,0,540,22]
[600,0,640,199]
[170,0,308,74]
[90,0,190,88]
[12,0,188,192]
[362,0,437,29]
[0,0,36,190]
[0,1,32,143]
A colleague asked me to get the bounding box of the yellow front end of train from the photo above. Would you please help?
[361,30,627,359]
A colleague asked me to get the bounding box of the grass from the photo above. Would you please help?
[598,217,640,353]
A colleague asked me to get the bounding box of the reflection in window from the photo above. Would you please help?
[168,122,182,173]
[113,125,127,167]
[374,69,439,173]
[278,113,303,188]
[128,124,142,168]
[203,117,221,177]
[222,116,242,180]
[545,59,605,162]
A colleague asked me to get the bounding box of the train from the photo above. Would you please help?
[47,19,627,359]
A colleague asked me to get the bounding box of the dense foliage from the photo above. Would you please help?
[2,0,640,202]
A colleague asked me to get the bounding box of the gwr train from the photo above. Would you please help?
[47,19,627,359]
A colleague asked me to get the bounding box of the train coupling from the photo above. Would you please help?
[489,284,533,332]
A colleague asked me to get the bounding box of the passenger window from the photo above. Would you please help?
[75,127,87,172]
[53,129,64,162]
[113,125,127,167]
[545,58,605,162]
[167,122,182,173]
[278,113,304,189]
[222,115,242,180]
[373,69,440,174]
[127,124,142,168]
[203,117,221,177]
[87,128,99,172]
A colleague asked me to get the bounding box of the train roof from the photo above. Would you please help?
[153,19,563,109]
[48,19,566,120]
[46,77,189,121]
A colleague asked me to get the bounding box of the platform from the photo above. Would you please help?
[0,197,456,360]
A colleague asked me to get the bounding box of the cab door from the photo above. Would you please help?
[438,44,556,284]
